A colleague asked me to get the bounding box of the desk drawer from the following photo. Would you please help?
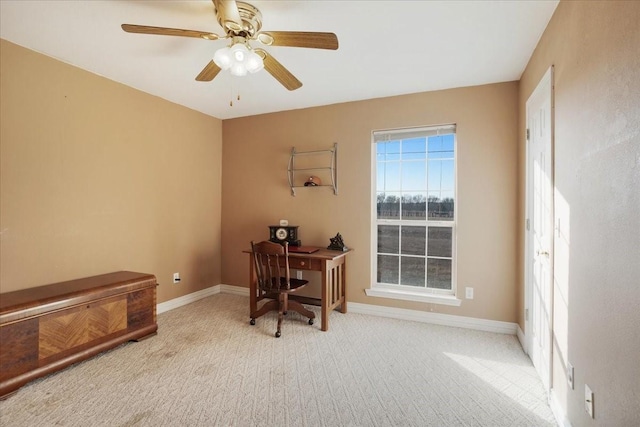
[288,258,321,270]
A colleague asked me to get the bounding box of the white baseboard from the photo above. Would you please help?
[159,284,517,335]
[219,284,250,297]
[549,389,572,427]
[348,302,517,334]
[157,285,221,314]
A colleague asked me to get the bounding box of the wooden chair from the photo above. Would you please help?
[250,240,316,337]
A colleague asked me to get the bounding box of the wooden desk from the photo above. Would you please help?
[245,247,351,331]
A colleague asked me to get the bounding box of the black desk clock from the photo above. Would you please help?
[269,225,301,246]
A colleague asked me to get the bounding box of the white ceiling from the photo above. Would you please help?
[0,1,558,120]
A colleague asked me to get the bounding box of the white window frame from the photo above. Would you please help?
[367,124,460,306]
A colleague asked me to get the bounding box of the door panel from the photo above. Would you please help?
[526,67,553,392]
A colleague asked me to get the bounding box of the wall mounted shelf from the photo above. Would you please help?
[287,143,337,196]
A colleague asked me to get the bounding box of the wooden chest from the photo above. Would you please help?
[0,271,157,399]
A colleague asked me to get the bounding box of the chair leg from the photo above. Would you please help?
[286,300,316,324]
[250,300,279,323]
[276,293,285,338]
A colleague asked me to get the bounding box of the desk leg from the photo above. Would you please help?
[340,257,347,314]
[320,258,348,331]
[321,260,329,332]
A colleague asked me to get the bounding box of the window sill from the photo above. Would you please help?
[365,287,462,306]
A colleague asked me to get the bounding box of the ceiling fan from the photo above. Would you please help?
[121,0,338,91]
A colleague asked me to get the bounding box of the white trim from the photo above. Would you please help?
[365,287,461,306]
[517,324,527,354]
[349,302,517,335]
[156,285,221,314]
[524,120,531,348]
[549,388,572,427]
[158,285,515,336]
[373,123,457,142]
[156,284,248,315]
[219,284,250,297]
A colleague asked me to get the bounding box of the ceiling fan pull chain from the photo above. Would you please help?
[229,76,241,107]
[230,76,235,107]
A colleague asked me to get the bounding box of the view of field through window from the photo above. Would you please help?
[374,130,455,291]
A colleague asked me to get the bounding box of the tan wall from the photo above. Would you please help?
[518,1,640,425]
[0,39,223,303]
[222,82,519,322]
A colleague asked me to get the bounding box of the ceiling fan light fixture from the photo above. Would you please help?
[215,42,264,77]
[245,50,264,73]
[230,62,248,77]
[213,47,233,70]
[230,43,248,61]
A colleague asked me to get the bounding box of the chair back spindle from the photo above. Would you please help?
[251,241,292,293]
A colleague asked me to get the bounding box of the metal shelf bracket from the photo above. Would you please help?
[288,143,338,196]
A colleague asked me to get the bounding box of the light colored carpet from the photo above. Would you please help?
[0,294,556,426]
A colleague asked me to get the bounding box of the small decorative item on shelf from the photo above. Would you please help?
[327,233,348,251]
[304,176,322,186]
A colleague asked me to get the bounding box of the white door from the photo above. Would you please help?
[525,67,553,392]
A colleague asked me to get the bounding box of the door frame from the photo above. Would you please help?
[524,65,554,392]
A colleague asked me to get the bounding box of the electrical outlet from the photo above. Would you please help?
[173,272,181,284]
[465,287,474,299]
[585,384,594,418]
[567,363,574,389]
[296,270,303,280]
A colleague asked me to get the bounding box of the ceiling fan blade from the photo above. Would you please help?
[256,31,338,50]
[195,60,222,82]
[255,49,302,91]
[212,0,244,32]
[121,24,220,40]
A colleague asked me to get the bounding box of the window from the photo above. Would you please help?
[369,124,459,305]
